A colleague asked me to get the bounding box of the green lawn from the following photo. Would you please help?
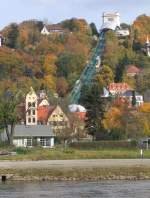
[0,146,149,160]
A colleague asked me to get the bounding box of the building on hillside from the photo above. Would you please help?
[108,83,131,96]
[25,87,38,125]
[101,12,129,37]
[37,90,49,107]
[122,90,143,107]
[12,125,54,148]
[41,24,67,35]
[126,65,141,77]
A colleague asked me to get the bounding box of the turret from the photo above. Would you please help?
[25,87,38,125]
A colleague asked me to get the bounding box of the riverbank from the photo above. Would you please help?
[1,159,150,181]
[0,147,148,160]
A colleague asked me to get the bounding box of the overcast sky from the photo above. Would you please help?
[0,0,150,29]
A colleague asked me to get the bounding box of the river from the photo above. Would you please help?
[0,180,150,198]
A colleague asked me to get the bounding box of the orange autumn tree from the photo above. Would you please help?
[139,103,150,136]
[43,54,57,92]
[103,106,122,131]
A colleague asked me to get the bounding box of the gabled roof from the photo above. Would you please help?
[13,125,54,137]
[37,106,55,123]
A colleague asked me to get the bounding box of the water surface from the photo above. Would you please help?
[0,180,150,198]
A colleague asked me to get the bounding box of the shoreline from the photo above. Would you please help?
[1,159,150,181]
[0,166,150,181]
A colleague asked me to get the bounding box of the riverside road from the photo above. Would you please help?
[0,159,150,169]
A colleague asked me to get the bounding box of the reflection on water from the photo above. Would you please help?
[0,180,150,198]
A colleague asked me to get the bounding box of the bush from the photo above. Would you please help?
[69,140,138,150]
[14,147,30,155]
[63,148,75,154]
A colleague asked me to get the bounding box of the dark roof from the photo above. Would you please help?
[13,125,54,137]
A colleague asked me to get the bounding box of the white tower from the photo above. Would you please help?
[102,12,120,28]
[25,87,38,125]
[145,36,150,57]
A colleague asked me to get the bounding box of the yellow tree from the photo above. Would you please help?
[43,54,57,92]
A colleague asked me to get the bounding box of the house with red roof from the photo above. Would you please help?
[108,82,131,96]
[37,105,70,132]
[126,65,141,77]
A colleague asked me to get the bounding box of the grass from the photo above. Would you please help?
[0,146,149,161]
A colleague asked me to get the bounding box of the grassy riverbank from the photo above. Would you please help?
[0,147,149,160]
[1,166,150,181]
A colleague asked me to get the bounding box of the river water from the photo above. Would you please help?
[0,180,150,198]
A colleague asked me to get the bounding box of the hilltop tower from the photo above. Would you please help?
[25,87,38,125]
[102,12,120,28]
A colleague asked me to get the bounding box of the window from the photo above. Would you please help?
[27,138,32,147]
[28,102,31,108]
[40,137,45,146]
[45,138,51,147]
[32,110,35,115]
[33,118,36,123]
[53,121,57,126]
[28,118,31,123]
[32,102,35,107]
[108,18,114,22]
[40,137,51,147]
[28,110,31,115]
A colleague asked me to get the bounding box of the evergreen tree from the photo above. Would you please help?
[90,23,99,36]
[6,23,19,48]
[79,82,107,140]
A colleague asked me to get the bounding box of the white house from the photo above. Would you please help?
[41,25,66,35]
[123,90,143,107]
[12,125,54,148]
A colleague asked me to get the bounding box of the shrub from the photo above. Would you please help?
[14,147,30,155]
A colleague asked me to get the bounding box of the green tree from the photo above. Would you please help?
[0,89,23,145]
[79,82,107,140]
[6,23,19,48]
[90,23,99,36]
[96,65,114,89]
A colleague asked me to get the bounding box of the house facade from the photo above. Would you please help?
[48,105,70,131]
[13,125,54,148]
[123,90,144,107]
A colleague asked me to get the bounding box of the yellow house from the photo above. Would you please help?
[47,105,69,132]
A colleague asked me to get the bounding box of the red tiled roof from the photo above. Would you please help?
[37,106,55,123]
[126,65,141,74]
[74,112,86,121]
[108,83,131,92]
